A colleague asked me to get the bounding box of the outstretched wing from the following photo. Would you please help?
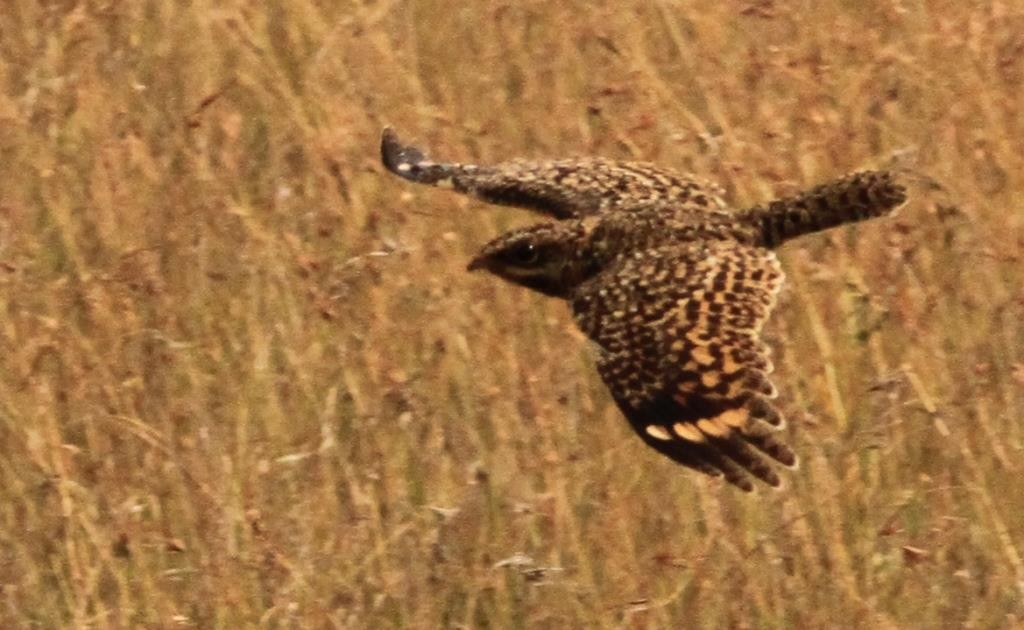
[381,127,725,220]
[572,240,797,491]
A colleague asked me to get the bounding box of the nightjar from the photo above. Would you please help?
[381,128,906,491]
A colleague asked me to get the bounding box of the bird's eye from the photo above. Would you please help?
[509,242,540,265]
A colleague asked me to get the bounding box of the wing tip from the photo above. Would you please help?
[727,475,756,493]
[380,126,426,177]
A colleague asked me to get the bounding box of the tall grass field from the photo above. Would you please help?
[1,1,1022,627]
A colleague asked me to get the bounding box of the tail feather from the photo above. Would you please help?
[741,171,907,247]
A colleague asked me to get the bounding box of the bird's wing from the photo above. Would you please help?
[381,128,726,220]
[571,240,796,491]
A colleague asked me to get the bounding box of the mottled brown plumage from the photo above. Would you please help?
[381,128,907,491]
[381,127,727,218]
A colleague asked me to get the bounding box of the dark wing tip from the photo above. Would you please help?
[380,126,426,177]
[733,476,756,493]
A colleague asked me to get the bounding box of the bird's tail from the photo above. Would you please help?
[740,171,907,247]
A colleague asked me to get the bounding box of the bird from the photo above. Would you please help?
[380,128,907,491]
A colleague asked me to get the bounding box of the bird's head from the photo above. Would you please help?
[467,222,599,298]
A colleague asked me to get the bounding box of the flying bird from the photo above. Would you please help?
[381,128,906,491]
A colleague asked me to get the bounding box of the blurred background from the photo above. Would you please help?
[1,1,1022,627]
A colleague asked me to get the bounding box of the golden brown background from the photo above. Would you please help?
[1,1,1022,627]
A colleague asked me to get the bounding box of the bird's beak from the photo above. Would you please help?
[466,255,486,272]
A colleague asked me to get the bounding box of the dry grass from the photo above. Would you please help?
[1,1,1023,627]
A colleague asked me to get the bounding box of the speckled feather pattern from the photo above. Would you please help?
[381,127,727,218]
[382,128,907,491]
[572,242,792,491]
